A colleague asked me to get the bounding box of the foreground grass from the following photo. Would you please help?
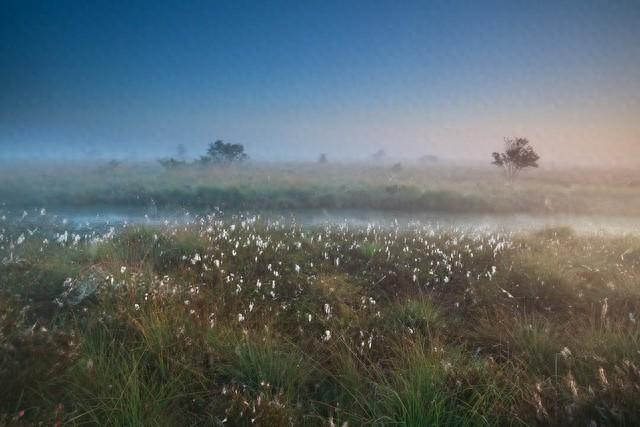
[1,217,640,425]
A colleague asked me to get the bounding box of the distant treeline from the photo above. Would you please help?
[158,140,248,169]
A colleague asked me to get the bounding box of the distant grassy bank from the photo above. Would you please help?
[2,162,640,215]
[1,218,639,425]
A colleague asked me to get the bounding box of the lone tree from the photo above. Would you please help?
[204,140,248,164]
[318,153,328,164]
[492,137,540,180]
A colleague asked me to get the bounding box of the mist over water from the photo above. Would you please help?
[4,205,640,237]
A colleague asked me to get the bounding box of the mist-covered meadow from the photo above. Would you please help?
[3,161,640,215]
[2,161,640,426]
[3,0,640,424]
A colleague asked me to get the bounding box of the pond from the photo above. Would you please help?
[5,206,640,235]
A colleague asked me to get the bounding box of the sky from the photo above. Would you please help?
[1,0,639,164]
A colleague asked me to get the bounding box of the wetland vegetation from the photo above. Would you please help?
[1,208,640,425]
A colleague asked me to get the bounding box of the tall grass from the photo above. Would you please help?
[1,218,640,425]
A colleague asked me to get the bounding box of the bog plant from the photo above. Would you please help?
[1,211,639,425]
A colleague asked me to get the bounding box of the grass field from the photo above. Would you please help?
[2,213,639,425]
[3,161,640,215]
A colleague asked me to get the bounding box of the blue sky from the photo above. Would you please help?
[1,0,639,163]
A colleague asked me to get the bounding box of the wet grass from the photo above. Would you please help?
[1,218,640,425]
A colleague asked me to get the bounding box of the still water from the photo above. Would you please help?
[10,206,640,235]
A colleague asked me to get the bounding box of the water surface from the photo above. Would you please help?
[6,206,640,235]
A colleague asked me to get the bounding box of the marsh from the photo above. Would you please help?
[2,0,640,425]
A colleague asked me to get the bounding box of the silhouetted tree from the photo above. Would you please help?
[391,162,403,173]
[203,140,248,164]
[318,153,328,164]
[197,154,212,165]
[492,137,540,180]
[158,158,186,169]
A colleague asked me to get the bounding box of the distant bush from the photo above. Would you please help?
[159,140,248,168]
[202,140,248,164]
[158,158,186,169]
